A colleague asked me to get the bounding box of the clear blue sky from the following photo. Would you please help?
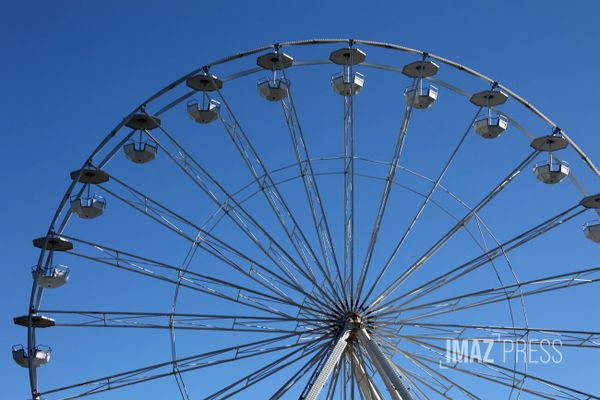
[2,1,599,399]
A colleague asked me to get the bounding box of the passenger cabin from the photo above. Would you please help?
[70,195,106,219]
[405,84,438,109]
[187,98,221,124]
[123,141,157,164]
[583,221,600,243]
[258,78,289,101]
[12,345,51,368]
[474,114,508,139]
[331,72,364,96]
[35,265,70,288]
[533,159,570,184]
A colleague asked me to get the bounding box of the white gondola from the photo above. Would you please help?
[187,98,221,124]
[34,265,70,288]
[123,141,157,164]
[583,221,600,243]
[12,345,51,368]
[331,72,364,96]
[533,159,570,184]
[70,195,106,219]
[404,84,438,109]
[258,78,289,101]
[474,114,508,139]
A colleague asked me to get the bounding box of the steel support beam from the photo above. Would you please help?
[358,328,413,400]
[342,79,355,307]
[303,329,351,400]
[349,347,382,400]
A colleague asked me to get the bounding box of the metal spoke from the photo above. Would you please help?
[354,73,419,309]
[39,330,325,399]
[403,336,600,400]
[37,309,323,334]
[143,123,341,312]
[269,342,333,399]
[200,74,341,307]
[170,214,220,400]
[59,235,323,319]
[376,322,600,349]
[358,105,483,309]
[389,344,481,400]
[406,344,527,399]
[277,50,345,305]
[389,359,430,400]
[204,338,330,400]
[342,55,356,308]
[24,39,600,400]
[402,372,460,400]
[358,328,413,400]
[369,149,540,310]
[380,267,600,322]
[96,169,337,313]
[371,204,586,314]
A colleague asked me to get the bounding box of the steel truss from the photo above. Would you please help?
[21,38,600,400]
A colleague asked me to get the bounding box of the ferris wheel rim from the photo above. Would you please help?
[38,37,600,240]
[24,38,600,400]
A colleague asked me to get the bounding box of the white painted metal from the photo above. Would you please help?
[404,85,438,109]
[123,142,157,164]
[331,72,364,96]
[534,159,570,184]
[70,195,106,219]
[474,115,508,138]
[277,61,344,302]
[349,348,382,400]
[358,328,413,400]
[35,265,69,289]
[22,38,600,400]
[257,78,289,101]
[304,329,351,400]
[12,345,51,368]
[187,98,220,124]
[583,221,600,243]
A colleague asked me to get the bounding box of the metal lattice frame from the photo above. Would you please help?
[20,39,600,400]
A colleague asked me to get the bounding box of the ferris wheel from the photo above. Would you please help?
[14,39,600,399]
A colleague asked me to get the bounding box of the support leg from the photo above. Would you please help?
[348,346,382,400]
[303,329,351,400]
[358,328,413,400]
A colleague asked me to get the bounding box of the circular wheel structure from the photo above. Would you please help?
[17,39,600,400]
